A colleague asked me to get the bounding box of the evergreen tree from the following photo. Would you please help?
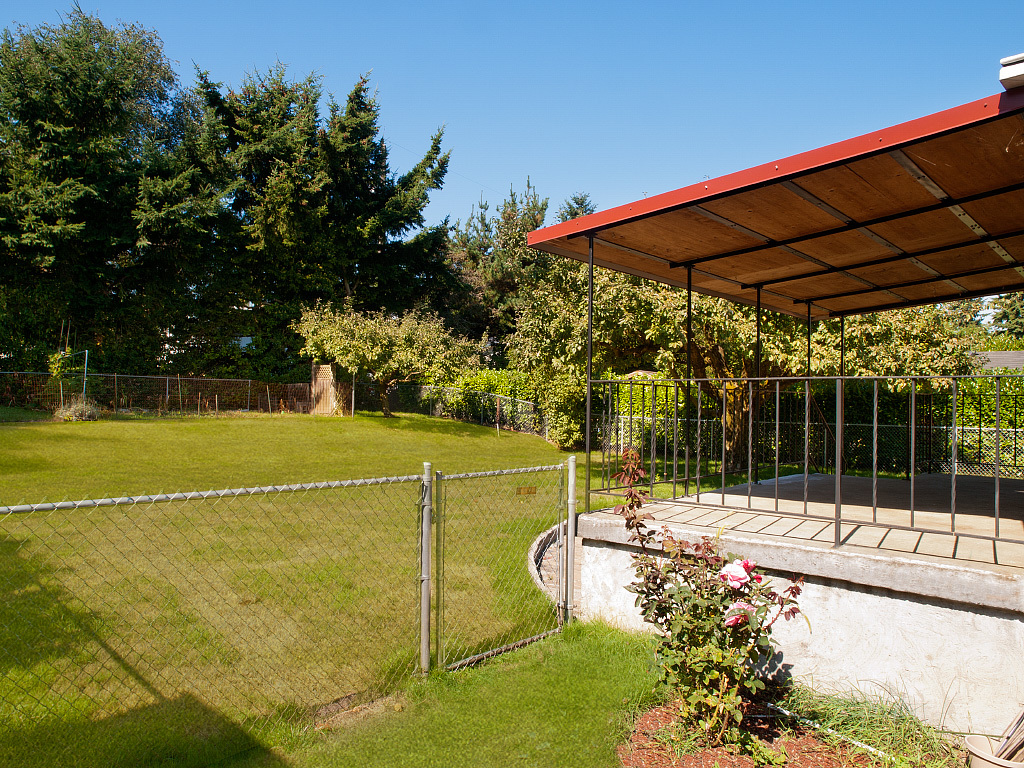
[0,9,180,371]
[993,292,1024,339]
[556,192,597,222]
[199,70,452,380]
[449,180,549,345]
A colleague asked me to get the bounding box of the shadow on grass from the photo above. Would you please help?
[0,538,286,768]
[2,694,287,768]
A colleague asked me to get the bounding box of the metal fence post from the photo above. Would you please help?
[434,469,444,667]
[566,455,577,624]
[420,462,432,674]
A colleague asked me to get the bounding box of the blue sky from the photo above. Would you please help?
[3,1,1023,229]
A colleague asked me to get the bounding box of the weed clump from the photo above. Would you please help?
[54,396,100,422]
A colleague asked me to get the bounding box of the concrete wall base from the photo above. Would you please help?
[577,512,1024,735]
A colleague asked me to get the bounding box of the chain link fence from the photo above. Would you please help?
[0,371,309,416]
[1,462,572,759]
[356,383,546,437]
[1,374,546,439]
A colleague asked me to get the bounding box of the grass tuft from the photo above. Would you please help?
[775,685,962,768]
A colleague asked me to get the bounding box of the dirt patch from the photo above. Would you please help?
[315,694,407,731]
[618,701,876,768]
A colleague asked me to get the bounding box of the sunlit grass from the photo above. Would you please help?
[0,413,576,766]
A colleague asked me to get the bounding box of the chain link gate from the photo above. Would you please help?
[430,461,574,671]
[2,459,577,764]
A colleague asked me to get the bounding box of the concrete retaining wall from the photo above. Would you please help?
[577,511,1024,735]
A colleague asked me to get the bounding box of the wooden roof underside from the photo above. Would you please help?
[527,90,1024,320]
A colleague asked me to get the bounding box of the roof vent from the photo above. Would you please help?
[1000,52,1024,90]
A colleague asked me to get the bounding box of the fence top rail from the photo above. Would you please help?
[0,371,306,385]
[0,474,424,515]
[593,373,1024,386]
[441,463,564,481]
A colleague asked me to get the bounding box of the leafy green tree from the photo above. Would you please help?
[293,302,481,417]
[0,9,180,371]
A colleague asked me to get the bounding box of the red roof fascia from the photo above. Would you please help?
[528,89,1024,247]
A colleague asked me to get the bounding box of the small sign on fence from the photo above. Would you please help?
[516,486,537,496]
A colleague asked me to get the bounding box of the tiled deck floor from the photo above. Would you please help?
[630,473,1024,569]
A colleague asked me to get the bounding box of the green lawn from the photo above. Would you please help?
[0,411,570,504]
[287,622,661,768]
[0,413,583,766]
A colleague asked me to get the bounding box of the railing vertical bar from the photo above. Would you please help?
[803,378,810,516]
[910,380,916,529]
[662,384,669,492]
[834,377,844,547]
[721,381,727,507]
[622,382,630,466]
[649,383,657,497]
[696,383,703,502]
[995,376,1001,539]
[774,380,780,512]
[673,382,679,499]
[872,378,879,524]
[747,380,754,509]
[951,379,958,532]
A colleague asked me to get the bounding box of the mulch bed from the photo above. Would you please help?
[619,701,875,768]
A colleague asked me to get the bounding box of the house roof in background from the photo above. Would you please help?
[528,89,1024,321]
[973,350,1024,370]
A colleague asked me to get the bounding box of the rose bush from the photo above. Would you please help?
[613,448,804,750]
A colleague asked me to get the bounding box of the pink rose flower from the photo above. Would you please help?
[740,559,757,573]
[753,573,763,583]
[724,601,756,627]
[719,560,751,589]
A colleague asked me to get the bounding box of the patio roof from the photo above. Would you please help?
[527,89,1024,321]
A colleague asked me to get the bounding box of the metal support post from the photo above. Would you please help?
[566,455,577,624]
[420,462,433,674]
[806,303,812,376]
[840,316,845,377]
[585,235,595,513]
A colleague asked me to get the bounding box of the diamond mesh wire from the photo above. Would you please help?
[0,476,422,735]
[435,465,565,670]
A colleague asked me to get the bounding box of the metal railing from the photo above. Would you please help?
[595,374,1024,549]
[0,460,575,755]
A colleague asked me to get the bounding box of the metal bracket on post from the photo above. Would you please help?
[420,462,433,674]
[566,455,577,625]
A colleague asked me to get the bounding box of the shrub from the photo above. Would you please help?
[614,448,803,748]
